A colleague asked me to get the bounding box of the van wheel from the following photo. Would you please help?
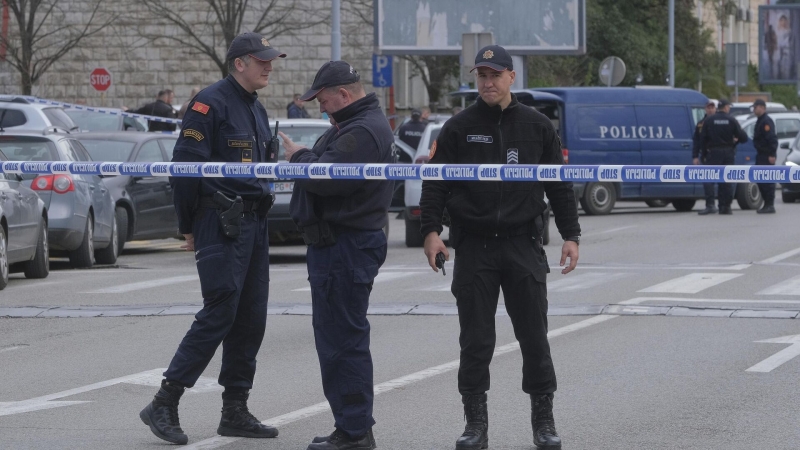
[782,191,799,203]
[580,182,616,215]
[672,199,696,212]
[23,217,49,279]
[736,183,763,210]
[645,199,670,208]
[405,216,423,247]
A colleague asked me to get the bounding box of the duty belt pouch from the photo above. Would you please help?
[257,194,276,217]
[213,191,244,238]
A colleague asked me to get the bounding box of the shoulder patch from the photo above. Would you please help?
[335,134,357,153]
[192,102,210,115]
[764,124,770,132]
[183,129,205,141]
[429,139,437,159]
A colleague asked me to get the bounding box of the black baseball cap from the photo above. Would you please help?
[752,99,767,107]
[717,99,731,108]
[226,32,286,62]
[471,45,513,72]
[300,61,361,101]
[411,108,422,118]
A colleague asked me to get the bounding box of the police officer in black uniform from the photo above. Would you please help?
[752,99,779,214]
[139,32,284,445]
[132,89,178,132]
[698,99,748,215]
[420,45,580,450]
[281,61,394,450]
[397,108,427,149]
[693,100,718,214]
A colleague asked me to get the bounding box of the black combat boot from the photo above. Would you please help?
[697,205,718,215]
[306,428,376,449]
[139,380,188,445]
[531,394,562,449]
[455,393,488,450]
[757,205,776,214]
[719,205,733,215]
[217,389,278,438]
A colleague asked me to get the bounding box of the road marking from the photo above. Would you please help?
[758,246,800,265]
[180,314,618,449]
[292,272,417,292]
[582,225,638,237]
[0,345,25,354]
[746,334,800,373]
[638,273,742,294]
[420,283,452,292]
[626,296,800,305]
[549,272,629,293]
[81,275,198,294]
[756,275,800,296]
[553,263,751,271]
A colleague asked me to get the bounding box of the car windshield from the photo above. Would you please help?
[276,125,330,159]
[0,136,59,161]
[66,110,120,131]
[79,139,137,162]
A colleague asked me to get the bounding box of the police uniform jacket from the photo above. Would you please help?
[753,113,778,157]
[133,99,178,132]
[170,75,273,234]
[289,93,394,230]
[398,119,427,150]
[419,94,580,239]
[692,115,710,159]
[699,111,748,150]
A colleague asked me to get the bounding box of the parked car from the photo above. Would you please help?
[0,149,49,289]
[740,112,800,165]
[728,101,786,123]
[0,132,117,268]
[65,109,147,132]
[77,132,179,252]
[0,96,79,132]
[781,148,800,203]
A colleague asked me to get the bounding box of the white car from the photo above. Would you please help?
[729,101,787,124]
[403,123,444,247]
[741,112,800,165]
[0,97,79,132]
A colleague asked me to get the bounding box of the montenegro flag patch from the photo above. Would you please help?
[192,102,210,115]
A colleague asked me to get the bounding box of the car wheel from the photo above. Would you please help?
[579,182,616,215]
[736,182,764,210]
[645,199,670,208]
[405,216,424,247]
[114,207,128,253]
[672,199,697,212]
[95,213,119,265]
[0,226,8,290]
[23,217,49,279]
[69,215,95,269]
[782,191,798,203]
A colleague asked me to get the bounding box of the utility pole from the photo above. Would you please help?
[332,0,341,61]
[668,0,675,87]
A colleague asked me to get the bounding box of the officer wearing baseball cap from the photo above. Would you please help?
[693,100,717,213]
[751,99,779,213]
[139,31,284,445]
[698,98,748,215]
[421,44,580,450]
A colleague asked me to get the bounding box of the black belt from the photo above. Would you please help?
[198,196,267,212]
[462,223,533,239]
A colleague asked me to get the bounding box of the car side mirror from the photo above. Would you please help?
[780,142,790,149]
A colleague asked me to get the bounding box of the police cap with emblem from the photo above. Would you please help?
[300,60,361,101]
[226,32,286,62]
[471,45,514,72]
[717,98,731,108]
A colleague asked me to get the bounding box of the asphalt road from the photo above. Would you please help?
[2,201,800,449]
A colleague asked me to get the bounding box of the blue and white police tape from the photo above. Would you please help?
[2,162,799,183]
[11,95,183,126]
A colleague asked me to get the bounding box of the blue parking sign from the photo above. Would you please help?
[372,54,392,88]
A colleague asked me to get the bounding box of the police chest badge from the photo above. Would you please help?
[429,140,437,159]
[241,149,253,163]
[507,148,519,164]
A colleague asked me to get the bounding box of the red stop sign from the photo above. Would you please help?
[90,68,112,91]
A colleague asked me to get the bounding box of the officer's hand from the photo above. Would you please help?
[278,132,304,161]
[560,241,579,275]
[692,157,700,165]
[769,156,776,164]
[424,232,449,273]
[181,233,195,252]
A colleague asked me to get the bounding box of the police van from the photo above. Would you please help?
[450,87,762,214]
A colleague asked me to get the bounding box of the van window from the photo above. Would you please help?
[635,106,692,140]
[691,108,705,126]
[776,118,800,140]
[744,122,755,139]
[577,106,637,140]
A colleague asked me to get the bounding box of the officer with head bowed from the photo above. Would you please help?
[698,98,749,215]
[280,60,394,450]
[751,98,778,214]
[139,32,284,445]
[420,45,581,450]
[694,100,718,214]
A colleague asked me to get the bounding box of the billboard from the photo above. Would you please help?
[759,5,800,84]
[374,0,586,55]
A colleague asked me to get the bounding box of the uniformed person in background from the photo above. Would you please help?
[420,45,580,450]
[132,89,178,132]
[281,61,394,450]
[698,98,748,215]
[138,32,284,445]
[751,99,779,214]
[694,100,718,215]
[397,108,427,149]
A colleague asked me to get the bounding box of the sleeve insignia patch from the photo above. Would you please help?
[764,124,770,132]
[192,102,210,115]
[183,129,205,141]
[429,139,437,159]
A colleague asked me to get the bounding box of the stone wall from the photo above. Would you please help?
[0,0,376,119]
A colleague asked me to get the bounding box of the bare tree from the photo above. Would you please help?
[138,0,329,78]
[0,0,115,95]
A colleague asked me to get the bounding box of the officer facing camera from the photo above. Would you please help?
[139,32,283,445]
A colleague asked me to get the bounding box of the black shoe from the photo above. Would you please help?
[532,394,561,449]
[697,206,718,215]
[757,205,776,214]
[306,428,376,449]
[455,394,488,450]
[719,206,732,215]
[139,380,188,445]
[217,391,278,438]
